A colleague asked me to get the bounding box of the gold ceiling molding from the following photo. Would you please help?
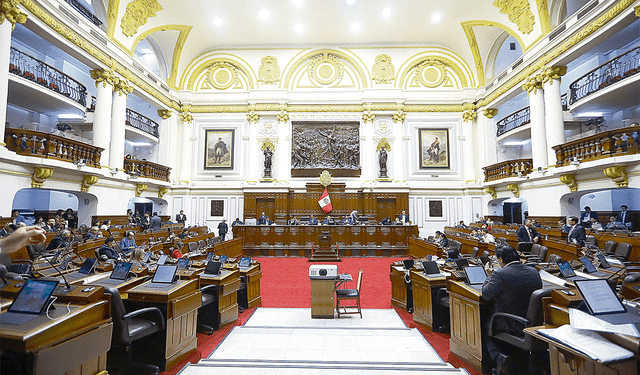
[207,62,240,90]
[258,56,281,85]
[1,0,28,30]
[392,111,406,123]
[247,112,259,123]
[282,49,368,90]
[114,79,134,96]
[81,175,99,192]
[483,108,498,118]
[185,56,256,91]
[535,0,551,34]
[276,112,289,123]
[559,174,577,191]
[461,21,526,87]
[106,0,119,40]
[635,5,639,17]
[362,113,375,123]
[130,25,192,89]
[493,0,536,34]
[372,54,395,84]
[603,166,628,188]
[120,0,163,37]
[185,103,473,114]
[32,166,53,188]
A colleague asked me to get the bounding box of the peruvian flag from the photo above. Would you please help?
[318,188,333,213]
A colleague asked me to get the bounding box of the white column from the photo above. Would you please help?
[362,120,373,182]
[462,117,476,183]
[544,77,565,167]
[277,119,289,182]
[392,119,405,182]
[179,117,193,183]
[109,90,127,168]
[0,21,12,144]
[477,109,498,177]
[157,111,178,170]
[247,120,259,183]
[92,75,114,165]
[528,87,547,169]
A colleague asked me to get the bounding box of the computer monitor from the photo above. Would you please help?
[151,265,177,284]
[574,279,626,315]
[157,254,168,265]
[244,218,257,226]
[110,262,132,280]
[176,258,189,270]
[78,258,97,274]
[402,259,414,270]
[557,260,577,278]
[8,279,58,315]
[219,255,229,263]
[464,266,487,285]
[239,256,251,268]
[579,256,598,274]
[422,261,440,275]
[142,252,151,263]
[455,258,469,271]
[203,261,222,276]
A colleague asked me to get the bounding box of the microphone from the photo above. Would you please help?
[37,246,73,293]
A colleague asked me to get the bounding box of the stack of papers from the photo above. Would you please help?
[539,269,566,287]
[537,325,634,363]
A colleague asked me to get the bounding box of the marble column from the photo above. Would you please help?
[247,118,259,183]
[0,4,26,145]
[109,80,131,169]
[523,77,547,169]
[392,116,405,182]
[542,66,567,167]
[157,109,177,170]
[478,108,499,175]
[89,69,116,165]
[461,115,477,183]
[361,118,374,182]
[179,111,193,183]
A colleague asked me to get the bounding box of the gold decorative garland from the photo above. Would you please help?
[1,0,28,30]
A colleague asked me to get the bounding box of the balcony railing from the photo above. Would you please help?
[552,124,640,167]
[561,93,568,111]
[496,106,530,137]
[63,0,103,27]
[569,46,640,105]
[482,158,533,182]
[124,159,171,182]
[4,128,103,167]
[9,47,87,107]
[126,109,159,137]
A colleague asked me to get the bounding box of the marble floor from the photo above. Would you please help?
[179,308,469,374]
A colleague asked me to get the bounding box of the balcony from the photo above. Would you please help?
[552,124,640,167]
[126,109,159,138]
[124,159,171,182]
[9,47,88,109]
[4,128,103,168]
[496,106,530,137]
[482,159,533,182]
[63,0,103,27]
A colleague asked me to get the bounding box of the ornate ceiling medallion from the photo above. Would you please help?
[207,62,239,90]
[258,56,281,85]
[372,54,395,84]
[120,0,163,37]
[415,59,449,88]
[493,0,535,34]
[309,53,343,86]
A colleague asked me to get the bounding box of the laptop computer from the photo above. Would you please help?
[218,255,229,263]
[151,265,177,284]
[205,252,215,262]
[557,261,588,282]
[422,261,440,275]
[464,266,487,285]
[402,259,414,270]
[142,252,151,263]
[0,279,58,325]
[67,258,97,278]
[574,279,640,325]
[239,256,251,268]
[579,256,610,277]
[157,254,168,265]
[203,261,222,276]
[176,258,189,270]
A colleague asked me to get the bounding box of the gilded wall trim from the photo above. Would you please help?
[397,54,471,88]
[1,0,28,29]
[106,0,119,40]
[535,0,551,34]
[32,166,53,188]
[493,0,536,34]
[282,49,369,90]
[186,103,474,114]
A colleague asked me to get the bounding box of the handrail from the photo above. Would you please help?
[496,106,530,137]
[552,124,640,166]
[123,159,171,182]
[9,47,87,107]
[126,109,159,138]
[482,158,533,182]
[63,0,103,26]
[569,46,640,105]
[4,128,103,167]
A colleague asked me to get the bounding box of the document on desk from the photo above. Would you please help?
[537,324,635,363]
[569,308,640,338]
[538,269,566,287]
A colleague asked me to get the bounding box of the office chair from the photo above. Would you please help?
[607,242,632,262]
[94,248,108,262]
[198,239,207,251]
[602,240,617,254]
[104,286,165,375]
[488,288,553,375]
[524,245,547,264]
[461,246,479,260]
[584,235,597,248]
[336,269,362,318]
[496,237,508,247]
[197,285,219,334]
[187,241,199,253]
[157,236,166,243]
[0,253,33,280]
[516,242,534,254]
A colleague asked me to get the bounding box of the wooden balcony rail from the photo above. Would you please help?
[552,124,640,167]
[482,158,533,182]
[124,159,171,182]
[496,106,530,137]
[4,128,103,167]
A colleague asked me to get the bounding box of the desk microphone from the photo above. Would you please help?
[37,246,73,294]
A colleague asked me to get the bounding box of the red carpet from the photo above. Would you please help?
[160,257,482,375]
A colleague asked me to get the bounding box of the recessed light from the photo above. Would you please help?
[432,13,442,23]
[575,112,603,117]
[351,22,360,32]
[382,7,391,18]
[346,0,355,5]
[213,16,223,26]
[259,9,270,20]
[58,114,83,119]
[295,23,304,33]
[292,0,303,7]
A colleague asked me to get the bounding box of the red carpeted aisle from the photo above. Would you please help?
[160,257,482,375]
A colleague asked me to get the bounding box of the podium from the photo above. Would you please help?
[311,278,336,318]
[310,231,340,261]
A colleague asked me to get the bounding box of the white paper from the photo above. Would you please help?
[539,269,567,287]
[569,308,640,338]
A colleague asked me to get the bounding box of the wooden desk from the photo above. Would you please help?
[411,269,448,331]
[390,264,410,311]
[311,278,336,318]
[0,300,112,375]
[200,269,241,328]
[238,264,262,309]
[126,279,201,371]
[447,280,492,374]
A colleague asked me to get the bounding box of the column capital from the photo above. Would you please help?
[482,108,498,118]
[392,111,406,123]
[90,69,118,88]
[158,109,172,119]
[1,0,28,30]
[114,79,134,97]
[539,66,567,85]
[522,75,543,94]
[462,110,477,123]
[179,105,193,123]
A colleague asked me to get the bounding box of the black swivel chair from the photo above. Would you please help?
[104,287,165,375]
[524,244,547,264]
[197,285,219,334]
[488,288,553,375]
[608,243,632,262]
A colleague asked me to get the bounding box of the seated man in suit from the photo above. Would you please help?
[381,217,392,225]
[120,231,138,254]
[46,229,71,250]
[580,206,598,228]
[84,226,103,241]
[99,237,120,260]
[42,218,58,233]
[482,245,542,374]
[288,216,300,225]
[258,212,269,225]
[567,216,586,246]
[617,205,632,228]
[516,219,540,244]
[341,216,352,225]
[435,231,449,248]
[322,215,335,225]
[309,215,318,225]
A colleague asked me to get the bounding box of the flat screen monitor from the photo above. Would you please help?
[157,254,168,265]
[464,266,487,285]
[78,258,96,274]
[239,256,251,268]
[455,258,469,271]
[176,258,189,270]
[205,252,215,262]
[402,259,414,270]
[219,255,229,263]
[422,261,440,275]
[557,260,576,278]
[596,253,611,269]
[203,261,222,276]
[152,265,177,284]
[300,217,310,224]
[579,256,598,274]
[244,218,257,226]
[142,252,151,263]
[110,262,132,280]
[8,279,58,315]
[574,279,626,315]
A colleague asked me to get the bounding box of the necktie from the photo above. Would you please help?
[528,228,533,241]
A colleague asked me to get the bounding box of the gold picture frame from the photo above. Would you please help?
[204,129,234,169]
[419,128,450,169]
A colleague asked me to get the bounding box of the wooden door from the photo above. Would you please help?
[376,198,396,222]
[256,198,276,222]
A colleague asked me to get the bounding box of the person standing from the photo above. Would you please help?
[617,205,632,228]
[150,212,162,231]
[398,210,410,223]
[516,219,540,243]
[176,210,187,225]
[218,219,228,241]
[350,210,359,224]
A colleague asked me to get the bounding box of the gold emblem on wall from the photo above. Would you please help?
[258,56,281,85]
[493,0,535,34]
[412,59,452,88]
[308,53,343,86]
[319,170,332,187]
[376,138,392,152]
[207,62,240,90]
[120,0,163,37]
[372,54,395,84]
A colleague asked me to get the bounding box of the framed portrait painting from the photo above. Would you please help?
[419,128,450,169]
[204,129,234,169]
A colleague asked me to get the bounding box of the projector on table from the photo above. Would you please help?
[309,265,338,279]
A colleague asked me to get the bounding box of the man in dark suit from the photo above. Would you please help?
[580,206,598,228]
[516,219,540,243]
[258,212,269,225]
[150,212,162,230]
[309,215,318,225]
[482,245,542,374]
[98,237,120,260]
[139,212,151,230]
[218,219,228,241]
[617,205,632,228]
[46,229,71,250]
[398,210,410,223]
[567,216,586,246]
[176,210,187,225]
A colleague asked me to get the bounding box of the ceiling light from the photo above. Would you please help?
[213,16,223,26]
[432,13,442,23]
[345,0,355,5]
[575,112,603,117]
[58,114,83,119]
[382,7,391,18]
[295,23,304,33]
[351,22,360,32]
[129,141,153,147]
[502,140,528,146]
[292,0,303,7]
[259,9,270,20]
